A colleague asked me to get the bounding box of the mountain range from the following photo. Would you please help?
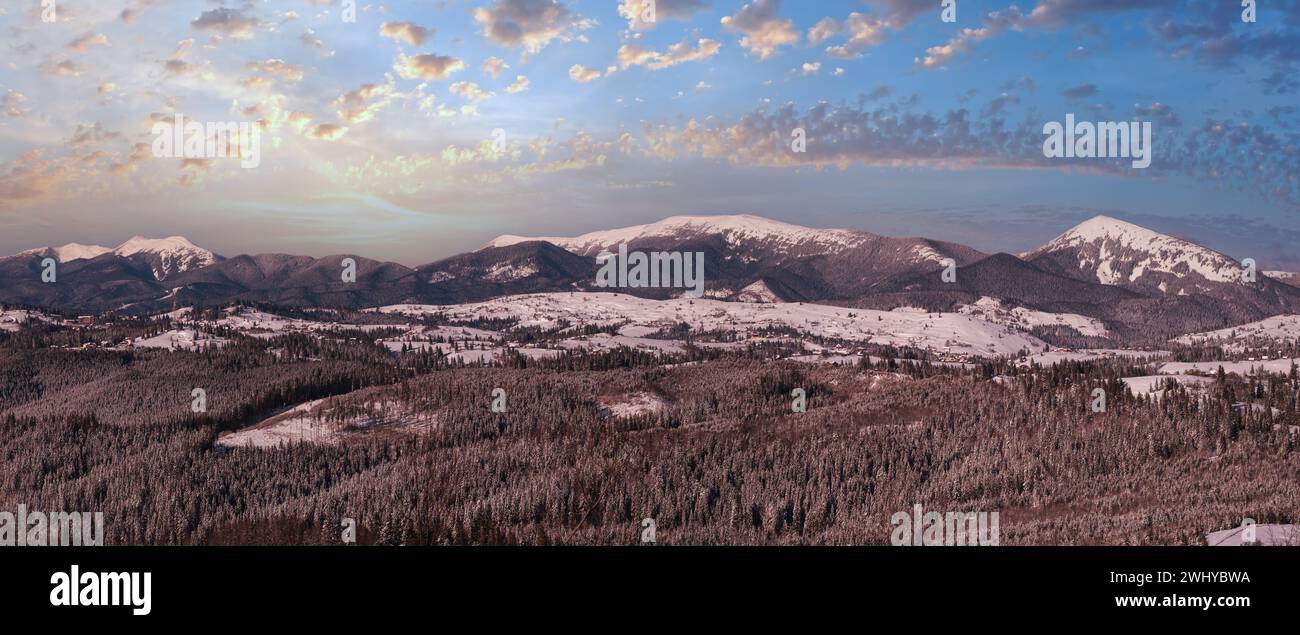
[2,214,1296,343]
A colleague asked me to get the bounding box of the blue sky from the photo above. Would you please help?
[2,0,1299,267]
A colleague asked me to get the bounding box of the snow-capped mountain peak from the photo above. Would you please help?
[1025,215,1241,288]
[487,214,874,256]
[7,236,218,279]
[114,235,205,257]
[15,243,113,262]
[1033,215,1170,253]
[111,235,219,279]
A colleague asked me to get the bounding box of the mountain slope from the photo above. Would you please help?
[418,241,597,303]
[1026,216,1246,293]
[1266,271,1300,288]
[1023,215,1300,320]
[863,252,1143,311]
[486,214,986,301]
[166,254,424,310]
[0,253,163,313]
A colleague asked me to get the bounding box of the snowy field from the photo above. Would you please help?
[379,292,1051,357]
[1158,359,1299,376]
[0,309,57,332]
[958,296,1110,338]
[1173,315,1300,349]
[132,328,229,351]
[1121,375,1216,401]
[215,397,434,449]
[214,307,398,334]
[1018,349,1168,366]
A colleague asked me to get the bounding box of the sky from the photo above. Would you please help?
[1,0,1299,267]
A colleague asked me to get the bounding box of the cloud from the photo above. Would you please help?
[721,0,799,59]
[864,85,893,101]
[1260,69,1300,96]
[915,6,1026,71]
[380,22,433,47]
[1134,101,1180,127]
[634,92,1300,208]
[191,8,265,40]
[1002,76,1038,92]
[568,64,603,83]
[617,45,658,68]
[473,0,592,55]
[109,143,151,175]
[1151,1,1300,68]
[826,13,889,59]
[247,59,305,83]
[334,80,397,124]
[307,123,349,141]
[865,0,941,25]
[68,123,123,149]
[450,81,495,103]
[807,18,842,45]
[300,29,330,54]
[483,56,509,78]
[162,58,206,78]
[68,32,110,53]
[238,76,273,90]
[617,0,708,31]
[1062,83,1097,99]
[40,58,82,77]
[0,151,88,207]
[2,90,28,117]
[506,75,531,93]
[640,98,1069,171]
[801,62,821,75]
[915,1,1184,70]
[1029,0,1172,26]
[617,38,722,70]
[120,0,155,25]
[394,53,467,80]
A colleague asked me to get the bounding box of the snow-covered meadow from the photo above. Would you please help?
[379,292,1051,357]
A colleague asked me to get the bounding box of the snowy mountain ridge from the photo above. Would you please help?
[487,214,880,257]
[8,235,220,280]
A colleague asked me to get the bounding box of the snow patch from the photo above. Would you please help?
[958,297,1109,338]
[598,392,669,418]
[733,280,781,303]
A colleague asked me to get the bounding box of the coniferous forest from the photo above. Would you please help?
[2,316,1296,546]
